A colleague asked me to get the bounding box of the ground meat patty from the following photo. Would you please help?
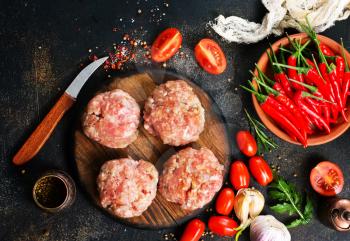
[97,158,158,218]
[82,89,140,148]
[158,147,224,211]
[143,80,205,146]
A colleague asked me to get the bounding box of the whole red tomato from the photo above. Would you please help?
[236,130,257,157]
[151,28,182,62]
[179,218,205,241]
[230,160,250,190]
[310,161,344,196]
[248,156,273,186]
[215,188,235,215]
[208,216,238,237]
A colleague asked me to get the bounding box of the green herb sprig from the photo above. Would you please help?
[244,109,278,154]
[268,175,313,228]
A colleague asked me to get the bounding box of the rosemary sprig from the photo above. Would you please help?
[244,109,278,154]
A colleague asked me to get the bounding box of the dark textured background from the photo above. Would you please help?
[1,0,350,240]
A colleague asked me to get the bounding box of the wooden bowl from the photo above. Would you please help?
[253,33,350,146]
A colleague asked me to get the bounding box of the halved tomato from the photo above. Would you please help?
[194,39,227,75]
[151,28,182,62]
[310,161,344,196]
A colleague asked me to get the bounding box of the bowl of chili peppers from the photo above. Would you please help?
[248,25,350,147]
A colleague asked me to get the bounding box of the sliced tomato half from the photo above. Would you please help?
[151,28,182,62]
[194,38,227,75]
[310,161,344,196]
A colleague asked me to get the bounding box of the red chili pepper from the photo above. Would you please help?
[274,73,294,98]
[304,97,322,115]
[310,114,324,130]
[275,62,336,106]
[304,67,331,98]
[328,65,347,121]
[297,73,306,91]
[242,84,307,147]
[318,63,338,120]
[303,111,316,134]
[256,79,310,136]
[288,55,305,91]
[294,91,331,134]
[342,71,350,105]
[313,91,331,125]
[306,58,316,69]
[261,97,308,147]
[266,49,294,98]
[275,94,309,138]
[323,104,331,125]
[336,56,345,87]
[340,40,350,109]
[272,81,286,96]
[320,42,335,56]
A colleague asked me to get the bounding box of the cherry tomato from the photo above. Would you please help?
[179,218,205,241]
[151,28,182,62]
[208,216,238,237]
[194,39,227,75]
[236,130,257,157]
[248,156,273,186]
[310,161,344,196]
[215,188,235,215]
[230,160,250,190]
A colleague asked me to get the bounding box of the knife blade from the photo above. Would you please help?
[66,56,108,99]
[13,57,108,165]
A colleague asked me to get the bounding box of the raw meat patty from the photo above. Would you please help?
[143,80,205,146]
[158,147,224,211]
[97,158,158,218]
[83,89,140,148]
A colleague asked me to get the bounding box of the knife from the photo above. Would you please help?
[13,56,109,165]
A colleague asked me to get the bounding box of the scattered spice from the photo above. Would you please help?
[97,33,152,71]
[163,232,177,241]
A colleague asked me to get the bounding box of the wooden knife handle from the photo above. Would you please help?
[13,93,75,165]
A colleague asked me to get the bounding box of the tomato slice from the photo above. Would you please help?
[208,216,238,237]
[236,130,257,157]
[194,39,227,75]
[310,161,344,196]
[230,160,250,190]
[215,188,235,215]
[179,218,205,241]
[151,28,182,62]
[248,156,273,186]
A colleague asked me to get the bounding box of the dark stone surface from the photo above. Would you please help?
[0,0,349,240]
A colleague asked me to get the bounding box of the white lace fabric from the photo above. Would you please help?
[209,0,350,44]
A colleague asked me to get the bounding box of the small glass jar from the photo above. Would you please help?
[32,170,76,213]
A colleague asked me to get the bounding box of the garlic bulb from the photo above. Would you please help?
[234,188,265,226]
[250,215,291,241]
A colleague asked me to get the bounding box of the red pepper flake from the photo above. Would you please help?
[89,54,98,61]
[89,33,153,71]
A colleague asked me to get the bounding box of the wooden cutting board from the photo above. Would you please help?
[74,71,231,229]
